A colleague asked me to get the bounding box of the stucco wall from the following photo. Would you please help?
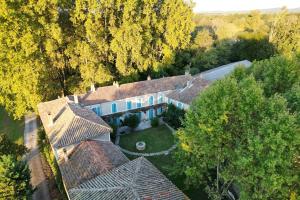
[85,91,171,116]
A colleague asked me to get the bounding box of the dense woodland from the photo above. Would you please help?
[0,0,299,118]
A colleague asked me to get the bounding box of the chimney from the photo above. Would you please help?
[90,83,95,92]
[185,70,190,76]
[147,75,151,80]
[74,94,78,104]
[47,112,53,127]
[113,81,119,88]
[63,148,68,162]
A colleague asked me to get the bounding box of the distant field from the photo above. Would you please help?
[0,107,24,144]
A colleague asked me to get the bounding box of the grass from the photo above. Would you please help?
[119,125,175,153]
[125,153,208,200]
[0,107,24,144]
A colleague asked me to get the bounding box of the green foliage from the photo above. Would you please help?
[151,117,159,127]
[124,114,140,129]
[231,33,276,61]
[174,76,299,199]
[163,104,185,129]
[37,127,67,198]
[0,155,33,199]
[270,9,300,57]
[0,0,194,118]
[0,134,27,157]
[250,56,300,96]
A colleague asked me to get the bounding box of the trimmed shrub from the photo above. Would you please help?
[162,104,185,129]
[124,114,140,129]
[151,117,159,127]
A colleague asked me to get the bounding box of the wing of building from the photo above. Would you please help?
[38,60,251,199]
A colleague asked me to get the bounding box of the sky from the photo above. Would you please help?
[193,0,300,13]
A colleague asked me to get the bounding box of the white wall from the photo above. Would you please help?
[85,91,171,116]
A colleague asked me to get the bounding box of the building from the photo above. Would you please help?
[38,60,251,199]
[74,60,251,125]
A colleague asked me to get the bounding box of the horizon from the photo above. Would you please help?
[193,0,300,13]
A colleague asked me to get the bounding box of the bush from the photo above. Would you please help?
[109,123,117,142]
[124,114,140,129]
[151,117,159,127]
[162,104,185,129]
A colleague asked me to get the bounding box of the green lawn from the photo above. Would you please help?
[126,153,208,200]
[0,107,24,144]
[119,125,175,153]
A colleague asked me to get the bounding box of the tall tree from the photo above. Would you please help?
[0,0,44,118]
[173,76,299,199]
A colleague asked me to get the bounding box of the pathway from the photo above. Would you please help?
[118,143,177,157]
[24,114,51,200]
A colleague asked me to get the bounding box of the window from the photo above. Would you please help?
[112,103,117,113]
[136,99,142,108]
[177,102,183,109]
[136,112,142,120]
[126,100,132,110]
[158,95,163,104]
[148,109,154,119]
[157,107,162,115]
[168,98,171,104]
[92,106,101,116]
[149,96,154,106]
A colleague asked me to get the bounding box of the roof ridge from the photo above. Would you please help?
[74,114,111,131]
[67,103,111,131]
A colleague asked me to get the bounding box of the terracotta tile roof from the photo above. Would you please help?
[59,140,129,190]
[68,157,189,200]
[167,76,211,105]
[78,75,193,106]
[38,99,111,148]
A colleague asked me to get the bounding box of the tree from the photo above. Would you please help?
[250,55,300,97]
[0,155,33,199]
[173,76,299,199]
[162,104,185,129]
[0,134,27,157]
[192,29,214,51]
[231,32,275,61]
[0,0,44,118]
[269,9,300,57]
[124,114,140,130]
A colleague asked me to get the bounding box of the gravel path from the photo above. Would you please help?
[24,114,51,200]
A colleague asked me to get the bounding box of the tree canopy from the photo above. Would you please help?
[174,75,299,199]
[0,0,194,118]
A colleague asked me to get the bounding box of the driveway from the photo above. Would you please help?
[24,113,51,200]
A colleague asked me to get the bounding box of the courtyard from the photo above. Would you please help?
[118,125,175,153]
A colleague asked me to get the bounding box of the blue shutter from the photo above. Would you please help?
[157,107,162,115]
[137,99,142,108]
[158,96,163,104]
[96,106,101,116]
[149,96,154,105]
[127,101,132,110]
[112,103,117,113]
[148,109,154,119]
[92,107,97,114]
